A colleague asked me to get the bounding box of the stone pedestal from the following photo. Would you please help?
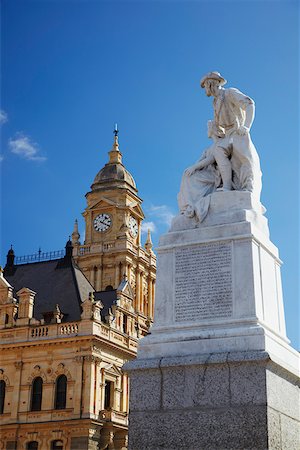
[125,192,299,449]
[127,351,299,450]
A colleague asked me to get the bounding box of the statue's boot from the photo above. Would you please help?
[213,146,232,191]
[216,163,232,191]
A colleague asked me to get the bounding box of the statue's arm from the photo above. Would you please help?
[228,88,255,135]
[244,102,255,129]
[185,153,215,176]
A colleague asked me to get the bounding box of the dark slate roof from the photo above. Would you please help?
[94,290,117,320]
[5,259,94,322]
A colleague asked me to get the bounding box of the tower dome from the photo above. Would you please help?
[91,127,137,193]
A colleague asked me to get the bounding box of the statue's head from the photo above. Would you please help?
[200,72,227,97]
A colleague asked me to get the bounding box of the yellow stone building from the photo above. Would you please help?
[0,131,156,450]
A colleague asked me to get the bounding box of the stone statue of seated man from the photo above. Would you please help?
[177,72,262,225]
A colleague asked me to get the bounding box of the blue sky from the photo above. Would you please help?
[1,0,299,348]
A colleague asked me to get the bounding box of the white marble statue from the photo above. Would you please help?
[178,72,262,222]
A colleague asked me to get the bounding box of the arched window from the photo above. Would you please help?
[55,375,67,410]
[105,285,114,291]
[27,442,38,450]
[51,440,63,450]
[31,377,43,411]
[0,380,5,414]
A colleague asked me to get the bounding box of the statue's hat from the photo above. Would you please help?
[200,71,227,88]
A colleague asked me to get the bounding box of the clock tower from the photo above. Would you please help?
[72,129,156,322]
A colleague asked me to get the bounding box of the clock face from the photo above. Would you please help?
[93,213,112,232]
[129,216,138,237]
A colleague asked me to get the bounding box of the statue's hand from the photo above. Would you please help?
[185,166,196,176]
[236,125,250,136]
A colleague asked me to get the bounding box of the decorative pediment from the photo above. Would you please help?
[51,362,72,381]
[117,279,134,299]
[27,365,47,384]
[102,363,122,377]
[0,369,10,386]
[89,197,119,210]
[129,202,144,219]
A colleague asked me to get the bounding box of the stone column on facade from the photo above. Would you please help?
[88,211,92,243]
[148,276,153,320]
[114,262,120,288]
[94,357,101,416]
[95,264,101,291]
[90,266,95,287]
[135,268,140,313]
[121,373,128,413]
[82,355,95,418]
[151,280,155,318]
[73,355,84,417]
[139,271,144,314]
[114,375,122,411]
[100,368,105,410]
[11,361,23,420]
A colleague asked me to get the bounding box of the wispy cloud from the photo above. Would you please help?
[147,204,175,227]
[0,110,8,125]
[141,221,156,234]
[0,155,4,163]
[8,133,46,162]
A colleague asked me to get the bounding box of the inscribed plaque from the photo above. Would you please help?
[174,242,232,322]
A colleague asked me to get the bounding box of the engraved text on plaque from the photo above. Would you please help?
[174,242,232,322]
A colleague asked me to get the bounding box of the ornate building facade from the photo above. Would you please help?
[0,132,156,450]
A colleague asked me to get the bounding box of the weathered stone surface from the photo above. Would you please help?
[126,352,300,450]
[129,406,268,450]
[230,361,267,405]
[129,367,161,411]
[280,414,300,450]
[266,367,300,420]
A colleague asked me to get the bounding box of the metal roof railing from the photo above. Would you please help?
[15,249,64,265]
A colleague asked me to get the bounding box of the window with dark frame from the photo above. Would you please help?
[123,314,127,334]
[31,377,43,411]
[54,374,67,410]
[51,440,64,450]
[104,380,113,409]
[26,442,38,450]
[0,380,5,414]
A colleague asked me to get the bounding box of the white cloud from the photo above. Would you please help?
[147,204,175,227]
[8,133,46,162]
[141,221,156,234]
[0,110,8,124]
[0,155,4,162]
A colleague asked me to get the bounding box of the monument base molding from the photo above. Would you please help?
[125,350,300,450]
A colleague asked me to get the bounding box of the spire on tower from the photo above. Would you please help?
[109,123,122,164]
[71,219,80,246]
[145,228,153,252]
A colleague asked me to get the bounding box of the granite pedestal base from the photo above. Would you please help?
[125,192,299,449]
[125,351,300,450]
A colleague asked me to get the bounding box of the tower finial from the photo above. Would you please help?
[112,123,119,150]
[114,123,119,137]
[145,228,153,252]
[109,124,122,163]
[72,219,80,245]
